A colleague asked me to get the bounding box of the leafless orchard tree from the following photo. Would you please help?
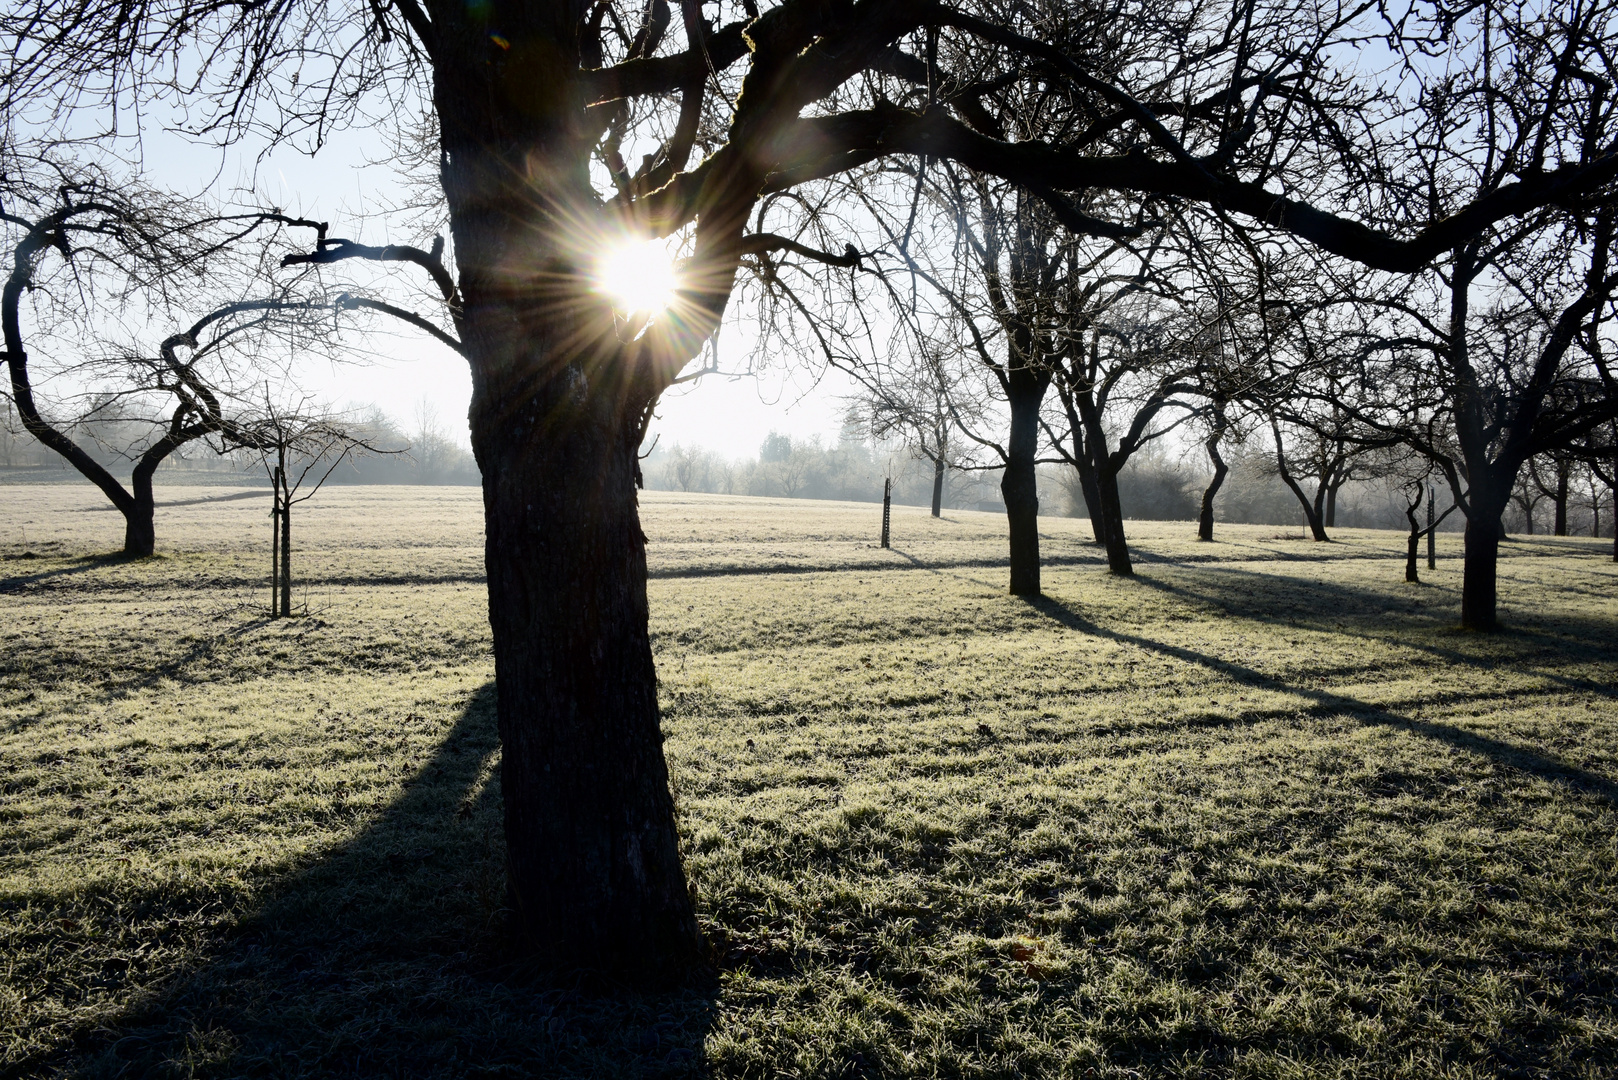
[907,181,1092,593]
[846,347,978,518]
[1189,316,1268,543]
[1525,450,1580,536]
[11,0,1618,978]
[242,393,393,618]
[1397,475,1460,584]
[1293,0,1618,627]
[1323,209,1618,623]
[1583,421,1618,561]
[1045,280,1211,575]
[1,166,336,555]
[1263,402,1395,542]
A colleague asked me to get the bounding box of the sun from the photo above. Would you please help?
[596,238,679,314]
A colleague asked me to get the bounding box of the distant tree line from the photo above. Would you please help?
[1,397,480,487]
[643,427,1612,539]
[641,426,999,509]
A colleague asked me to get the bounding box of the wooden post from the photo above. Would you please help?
[270,467,282,617]
[881,477,891,549]
[1426,484,1436,570]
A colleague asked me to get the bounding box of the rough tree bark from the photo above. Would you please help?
[447,224,706,979]
[1461,490,1508,629]
[1002,374,1045,596]
[476,387,698,974]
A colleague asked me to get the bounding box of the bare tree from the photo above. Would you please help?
[1527,452,1577,536]
[1,171,330,554]
[1399,480,1459,583]
[668,443,709,492]
[1317,3,1618,627]
[1196,400,1234,541]
[1588,427,1618,561]
[1379,447,1464,583]
[1047,287,1207,574]
[242,394,393,618]
[1336,218,1618,624]
[849,349,974,517]
[1263,409,1390,543]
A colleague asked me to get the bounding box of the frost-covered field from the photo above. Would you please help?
[3,485,1616,1078]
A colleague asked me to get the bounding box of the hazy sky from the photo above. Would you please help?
[127,126,859,461]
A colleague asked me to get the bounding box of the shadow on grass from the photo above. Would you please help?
[1124,565,1618,701]
[114,617,282,697]
[642,545,1391,581]
[58,683,717,1079]
[0,552,139,593]
[1024,594,1618,806]
[75,491,270,512]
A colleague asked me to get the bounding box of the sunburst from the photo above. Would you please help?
[596,237,679,314]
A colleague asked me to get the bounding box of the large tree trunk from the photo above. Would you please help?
[473,369,700,978]
[930,453,944,517]
[122,499,156,558]
[436,78,708,973]
[1002,382,1043,596]
[126,455,166,558]
[1325,479,1339,529]
[1461,508,1503,630]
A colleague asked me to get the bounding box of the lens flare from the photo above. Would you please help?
[597,238,679,314]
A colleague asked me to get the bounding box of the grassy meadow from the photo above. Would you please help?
[2,483,1617,1078]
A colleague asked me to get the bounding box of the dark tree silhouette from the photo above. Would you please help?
[1,175,328,555]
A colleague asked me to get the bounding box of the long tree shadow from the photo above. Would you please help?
[1122,566,1618,701]
[61,683,717,1079]
[0,552,137,593]
[1024,594,1618,805]
[75,490,270,512]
